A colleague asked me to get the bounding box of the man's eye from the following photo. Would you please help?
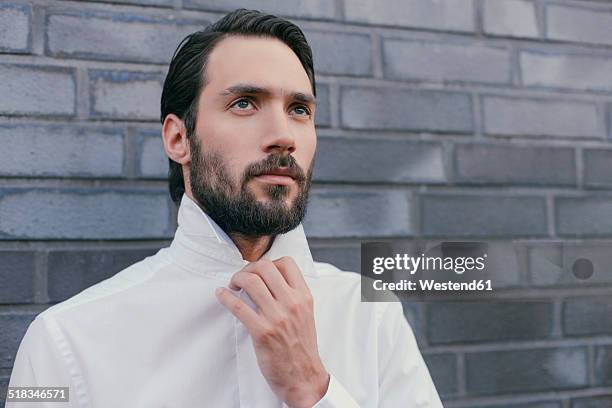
[292,105,311,116]
[231,98,254,110]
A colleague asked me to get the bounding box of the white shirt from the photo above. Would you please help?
[7,194,443,408]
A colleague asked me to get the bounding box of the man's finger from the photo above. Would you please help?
[215,287,263,333]
[240,260,293,304]
[273,256,308,291]
[229,271,277,315]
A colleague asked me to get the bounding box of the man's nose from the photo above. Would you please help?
[261,106,296,155]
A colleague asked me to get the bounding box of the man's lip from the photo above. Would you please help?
[254,174,295,185]
[258,168,296,179]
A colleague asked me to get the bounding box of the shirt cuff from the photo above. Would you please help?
[311,373,360,408]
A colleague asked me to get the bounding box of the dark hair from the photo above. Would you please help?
[160,8,317,205]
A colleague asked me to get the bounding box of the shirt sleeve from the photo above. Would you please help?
[311,372,360,408]
[377,301,443,407]
[6,317,80,408]
[312,301,442,408]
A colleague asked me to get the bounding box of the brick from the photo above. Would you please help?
[583,148,612,188]
[383,39,511,84]
[572,396,612,408]
[0,124,124,178]
[89,70,163,121]
[85,0,173,6]
[306,31,372,76]
[521,51,612,93]
[183,0,337,19]
[594,345,612,386]
[465,347,588,395]
[482,96,602,138]
[556,197,612,237]
[546,4,612,47]
[344,0,475,32]
[609,104,612,139]
[423,353,457,397]
[427,302,553,344]
[0,311,37,368]
[0,4,31,53]
[401,301,424,343]
[314,83,331,127]
[303,189,414,238]
[46,10,202,64]
[483,0,538,38]
[136,128,166,179]
[0,189,171,240]
[481,402,561,408]
[563,296,612,336]
[340,86,473,133]
[454,143,575,186]
[422,194,548,237]
[0,64,75,117]
[0,251,35,304]
[528,242,612,287]
[48,247,161,302]
[0,376,8,408]
[314,136,446,183]
[310,246,360,273]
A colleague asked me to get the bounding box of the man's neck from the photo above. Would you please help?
[228,232,275,262]
[183,191,276,261]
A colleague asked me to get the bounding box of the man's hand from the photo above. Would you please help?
[215,256,330,408]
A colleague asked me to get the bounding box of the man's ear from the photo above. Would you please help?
[161,113,190,165]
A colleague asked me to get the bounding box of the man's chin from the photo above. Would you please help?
[252,195,295,210]
[248,183,295,201]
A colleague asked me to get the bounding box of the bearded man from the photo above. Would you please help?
[7,8,442,408]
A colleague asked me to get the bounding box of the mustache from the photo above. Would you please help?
[243,154,306,183]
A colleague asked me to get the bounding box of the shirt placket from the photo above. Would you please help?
[233,288,283,408]
[233,304,248,407]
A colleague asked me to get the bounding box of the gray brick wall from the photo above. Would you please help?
[1,0,612,406]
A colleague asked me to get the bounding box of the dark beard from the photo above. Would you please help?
[188,136,313,237]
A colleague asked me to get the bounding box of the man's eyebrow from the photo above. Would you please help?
[219,84,316,104]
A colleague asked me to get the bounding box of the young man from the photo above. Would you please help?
[7,9,442,408]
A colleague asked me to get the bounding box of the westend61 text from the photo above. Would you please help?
[373,279,493,291]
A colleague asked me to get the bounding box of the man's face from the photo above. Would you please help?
[187,35,317,236]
